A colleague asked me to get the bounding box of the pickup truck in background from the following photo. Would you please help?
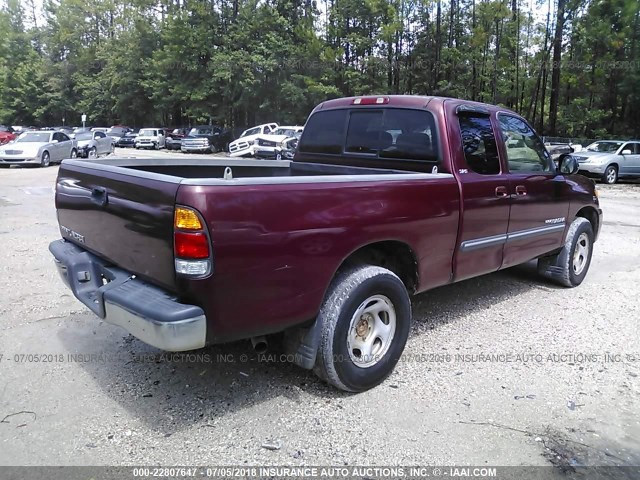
[181,125,233,153]
[49,95,602,392]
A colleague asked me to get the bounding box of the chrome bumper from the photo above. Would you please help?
[50,239,206,352]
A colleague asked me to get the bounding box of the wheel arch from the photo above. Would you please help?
[335,240,419,294]
[284,239,420,371]
[576,206,600,241]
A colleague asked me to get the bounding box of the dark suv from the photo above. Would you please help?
[181,125,233,153]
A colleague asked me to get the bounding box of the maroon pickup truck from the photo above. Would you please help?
[49,95,602,392]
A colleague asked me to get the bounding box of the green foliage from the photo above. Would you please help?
[0,0,638,136]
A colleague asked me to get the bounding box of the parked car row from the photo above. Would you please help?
[0,130,78,167]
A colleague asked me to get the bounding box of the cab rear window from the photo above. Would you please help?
[298,108,439,164]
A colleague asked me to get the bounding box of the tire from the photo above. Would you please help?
[154,142,159,150]
[602,165,618,184]
[40,151,50,167]
[314,265,411,392]
[537,217,594,287]
[70,149,77,159]
[88,147,97,158]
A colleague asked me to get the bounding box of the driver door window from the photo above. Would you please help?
[498,114,553,173]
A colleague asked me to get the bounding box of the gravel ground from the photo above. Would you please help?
[0,164,638,475]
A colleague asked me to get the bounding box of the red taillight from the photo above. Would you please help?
[174,232,210,259]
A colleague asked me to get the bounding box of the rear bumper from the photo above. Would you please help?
[49,239,206,352]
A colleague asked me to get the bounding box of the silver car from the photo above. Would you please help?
[75,131,114,158]
[0,130,78,167]
[574,140,640,184]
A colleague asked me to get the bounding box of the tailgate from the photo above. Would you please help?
[55,161,180,291]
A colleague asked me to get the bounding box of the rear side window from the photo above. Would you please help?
[299,108,438,161]
[458,115,500,175]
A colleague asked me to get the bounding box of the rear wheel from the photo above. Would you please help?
[314,265,411,392]
[602,165,618,184]
[40,151,50,167]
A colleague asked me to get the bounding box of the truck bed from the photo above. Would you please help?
[73,157,442,181]
[55,157,459,341]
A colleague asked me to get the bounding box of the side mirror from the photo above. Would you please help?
[621,149,632,155]
[558,155,579,175]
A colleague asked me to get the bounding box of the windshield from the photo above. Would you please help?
[75,133,93,141]
[188,127,211,136]
[107,128,122,135]
[140,129,157,136]
[273,128,300,137]
[586,141,623,153]
[16,132,50,143]
[242,127,261,137]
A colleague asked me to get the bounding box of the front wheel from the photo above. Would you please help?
[314,265,411,392]
[40,151,50,167]
[70,149,77,159]
[602,165,618,184]
[537,217,594,287]
[88,147,97,158]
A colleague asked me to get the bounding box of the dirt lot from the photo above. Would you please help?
[0,162,638,474]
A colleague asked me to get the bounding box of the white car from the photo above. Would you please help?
[75,130,114,158]
[0,130,78,167]
[135,128,166,150]
[252,126,304,160]
[228,123,278,157]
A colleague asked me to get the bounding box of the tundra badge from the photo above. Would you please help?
[60,225,85,243]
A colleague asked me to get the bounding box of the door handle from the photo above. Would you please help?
[515,185,527,196]
[91,187,108,207]
[495,186,509,197]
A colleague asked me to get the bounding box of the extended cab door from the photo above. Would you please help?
[496,113,571,268]
[449,103,511,281]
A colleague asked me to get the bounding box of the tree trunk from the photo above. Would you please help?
[471,0,477,100]
[549,0,566,135]
[435,0,442,89]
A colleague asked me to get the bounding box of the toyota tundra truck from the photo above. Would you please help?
[49,95,602,392]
